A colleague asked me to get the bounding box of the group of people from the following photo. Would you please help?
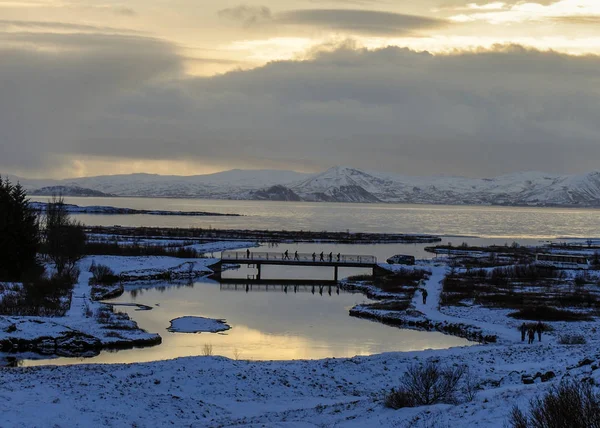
[520,321,544,344]
[311,251,341,262]
[282,250,303,261]
[244,248,343,262]
[281,250,342,262]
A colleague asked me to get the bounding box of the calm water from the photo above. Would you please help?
[32,196,600,239]
[23,274,471,366]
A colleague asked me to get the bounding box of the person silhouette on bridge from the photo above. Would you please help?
[328,252,333,262]
[319,252,324,262]
[336,253,341,262]
[284,250,290,260]
[246,249,250,259]
[312,252,316,262]
[294,251,299,261]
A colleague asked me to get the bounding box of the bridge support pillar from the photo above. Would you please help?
[334,266,338,282]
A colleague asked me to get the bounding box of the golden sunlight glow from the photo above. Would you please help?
[451,0,600,24]
[65,158,227,178]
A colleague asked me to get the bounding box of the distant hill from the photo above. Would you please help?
[11,167,600,207]
[31,186,114,197]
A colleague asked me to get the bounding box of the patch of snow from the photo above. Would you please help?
[167,316,231,333]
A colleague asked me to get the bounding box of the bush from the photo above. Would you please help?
[508,306,592,321]
[558,334,587,345]
[84,241,201,258]
[385,388,415,409]
[385,361,466,409]
[90,263,119,285]
[0,270,77,316]
[509,381,600,428]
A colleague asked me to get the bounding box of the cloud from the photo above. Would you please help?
[0,19,140,34]
[218,5,447,36]
[218,5,272,26]
[114,7,136,17]
[3,40,600,178]
[278,9,447,35]
[553,15,600,25]
[0,32,182,176]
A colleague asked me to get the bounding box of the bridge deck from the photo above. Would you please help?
[220,251,377,267]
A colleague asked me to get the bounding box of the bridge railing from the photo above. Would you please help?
[221,251,376,264]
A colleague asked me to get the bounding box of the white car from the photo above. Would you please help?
[386,254,415,265]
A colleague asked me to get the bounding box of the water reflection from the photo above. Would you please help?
[21,276,472,366]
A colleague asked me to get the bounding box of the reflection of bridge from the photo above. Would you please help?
[219,283,343,295]
[211,251,383,282]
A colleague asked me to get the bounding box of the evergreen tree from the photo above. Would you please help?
[0,177,41,281]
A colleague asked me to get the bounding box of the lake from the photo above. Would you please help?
[31,196,600,239]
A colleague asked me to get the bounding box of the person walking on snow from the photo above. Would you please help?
[528,327,535,344]
[535,321,543,342]
[519,323,527,342]
[421,288,428,305]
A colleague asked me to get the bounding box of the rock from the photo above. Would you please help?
[577,358,594,368]
[540,371,555,382]
[522,375,535,384]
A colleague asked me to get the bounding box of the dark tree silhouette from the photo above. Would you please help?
[44,195,86,275]
[0,177,41,281]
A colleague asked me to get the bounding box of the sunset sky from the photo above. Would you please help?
[2,0,600,178]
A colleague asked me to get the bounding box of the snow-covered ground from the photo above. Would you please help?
[2,243,600,426]
[2,339,599,427]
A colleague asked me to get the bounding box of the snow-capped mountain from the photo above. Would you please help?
[11,167,600,207]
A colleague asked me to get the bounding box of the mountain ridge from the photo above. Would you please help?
[9,167,600,207]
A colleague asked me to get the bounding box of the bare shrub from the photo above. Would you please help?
[509,381,600,428]
[0,270,77,316]
[43,195,86,275]
[90,263,119,285]
[95,306,112,324]
[462,367,480,402]
[385,361,466,409]
[385,388,415,409]
[558,334,587,345]
[202,344,213,356]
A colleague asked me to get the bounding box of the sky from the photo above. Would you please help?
[1,0,600,179]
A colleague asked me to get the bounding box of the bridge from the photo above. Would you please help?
[219,283,343,295]
[210,250,383,282]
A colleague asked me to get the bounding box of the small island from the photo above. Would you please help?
[167,316,231,333]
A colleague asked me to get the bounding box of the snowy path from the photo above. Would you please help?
[413,266,520,342]
[65,261,94,321]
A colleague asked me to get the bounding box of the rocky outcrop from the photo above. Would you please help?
[250,185,302,201]
[0,331,102,357]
